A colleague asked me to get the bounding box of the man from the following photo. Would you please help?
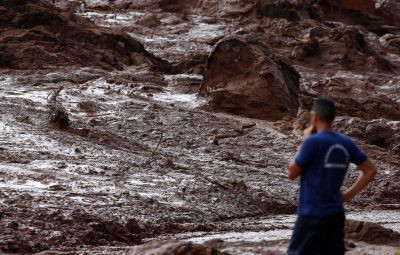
[287,98,377,255]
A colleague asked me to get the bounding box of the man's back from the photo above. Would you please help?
[287,98,376,255]
[295,131,367,216]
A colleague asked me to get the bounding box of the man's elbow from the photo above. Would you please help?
[288,172,297,181]
[361,160,378,180]
[288,162,301,181]
[370,165,377,179]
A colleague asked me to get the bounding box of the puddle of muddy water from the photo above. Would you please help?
[80,11,144,27]
[80,10,229,61]
[150,73,206,108]
[187,229,293,243]
[152,92,206,108]
[0,180,48,190]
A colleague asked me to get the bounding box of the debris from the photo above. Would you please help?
[201,175,229,190]
[47,86,69,129]
[144,133,164,164]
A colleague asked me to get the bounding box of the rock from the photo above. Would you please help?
[82,220,142,245]
[376,0,400,26]
[49,107,69,129]
[380,34,400,53]
[346,220,400,245]
[0,0,170,71]
[257,3,301,22]
[338,0,375,14]
[334,117,400,153]
[200,36,300,121]
[302,80,399,121]
[77,100,100,113]
[126,218,142,234]
[322,26,394,72]
[317,0,392,34]
[158,0,194,12]
[118,240,230,255]
[136,13,161,28]
[290,37,319,60]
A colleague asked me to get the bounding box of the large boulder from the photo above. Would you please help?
[0,0,170,70]
[200,36,300,121]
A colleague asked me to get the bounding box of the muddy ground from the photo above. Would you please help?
[0,0,399,254]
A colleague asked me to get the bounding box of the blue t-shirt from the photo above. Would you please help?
[295,131,367,216]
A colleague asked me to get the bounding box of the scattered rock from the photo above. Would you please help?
[257,3,300,22]
[346,220,400,245]
[125,219,142,234]
[334,117,400,153]
[136,13,161,28]
[77,100,100,113]
[82,220,142,245]
[376,0,400,26]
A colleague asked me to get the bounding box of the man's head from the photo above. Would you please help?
[311,97,336,125]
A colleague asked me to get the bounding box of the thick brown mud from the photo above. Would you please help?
[0,0,399,254]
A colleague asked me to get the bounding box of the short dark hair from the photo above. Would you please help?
[312,97,335,123]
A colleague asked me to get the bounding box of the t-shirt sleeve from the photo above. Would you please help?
[349,139,368,165]
[295,137,315,170]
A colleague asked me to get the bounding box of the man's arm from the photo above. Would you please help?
[287,125,315,181]
[288,160,302,181]
[342,159,377,202]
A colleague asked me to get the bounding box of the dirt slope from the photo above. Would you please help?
[0,0,170,70]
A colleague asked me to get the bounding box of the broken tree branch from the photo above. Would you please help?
[144,133,164,165]
[212,123,256,145]
[201,174,229,190]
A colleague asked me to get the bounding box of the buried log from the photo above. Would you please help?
[212,123,256,145]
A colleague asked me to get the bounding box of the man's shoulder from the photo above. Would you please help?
[303,134,319,144]
[307,132,353,145]
[333,132,354,144]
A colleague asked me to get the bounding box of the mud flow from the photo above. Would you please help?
[0,0,399,254]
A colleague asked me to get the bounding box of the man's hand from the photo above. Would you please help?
[342,159,377,203]
[303,125,316,137]
[341,191,352,203]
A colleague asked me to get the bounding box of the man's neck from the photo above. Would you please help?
[316,123,332,133]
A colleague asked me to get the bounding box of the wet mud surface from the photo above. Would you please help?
[0,0,400,254]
